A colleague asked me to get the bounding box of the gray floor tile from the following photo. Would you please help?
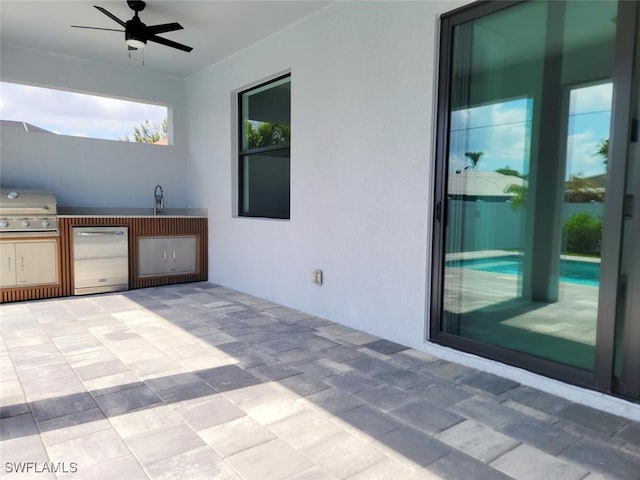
[491,444,589,480]
[300,430,386,479]
[199,415,276,458]
[94,384,162,417]
[227,438,314,480]
[497,416,580,455]
[1,412,39,440]
[247,363,303,382]
[278,372,331,397]
[175,395,245,430]
[323,371,382,394]
[372,367,431,389]
[37,407,110,446]
[125,423,206,465]
[556,402,631,438]
[380,425,453,467]
[448,395,524,428]
[458,371,520,396]
[154,380,217,404]
[195,364,262,392]
[362,339,409,355]
[305,387,365,414]
[390,399,464,434]
[352,384,415,412]
[615,421,640,448]
[501,385,572,414]
[436,419,520,462]
[45,428,131,469]
[422,360,476,381]
[560,438,640,480]
[337,405,404,437]
[29,392,98,422]
[429,451,513,480]
[145,446,236,480]
[345,355,397,376]
[267,408,343,450]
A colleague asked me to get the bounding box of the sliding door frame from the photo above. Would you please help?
[429,0,640,397]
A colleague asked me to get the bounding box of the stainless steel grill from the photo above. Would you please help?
[0,189,59,237]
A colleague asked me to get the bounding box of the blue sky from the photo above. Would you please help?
[0,82,167,141]
[449,83,612,180]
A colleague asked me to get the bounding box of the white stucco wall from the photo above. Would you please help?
[186,1,466,349]
[0,45,188,209]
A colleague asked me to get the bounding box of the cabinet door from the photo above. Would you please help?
[167,236,197,274]
[15,241,58,286]
[138,237,170,276]
[138,236,198,277]
[0,243,17,287]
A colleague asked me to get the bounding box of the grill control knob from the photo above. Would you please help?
[41,219,50,228]
[21,219,30,228]
[0,219,9,228]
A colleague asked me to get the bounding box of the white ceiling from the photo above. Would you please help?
[0,1,331,78]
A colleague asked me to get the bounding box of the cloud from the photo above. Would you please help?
[450,88,611,180]
[450,98,530,173]
[569,83,613,116]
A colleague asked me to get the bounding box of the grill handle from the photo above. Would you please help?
[4,205,49,213]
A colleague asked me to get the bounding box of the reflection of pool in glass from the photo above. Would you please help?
[446,255,600,287]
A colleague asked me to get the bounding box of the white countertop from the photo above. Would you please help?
[57,207,207,218]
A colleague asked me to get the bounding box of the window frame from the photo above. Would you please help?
[237,73,291,220]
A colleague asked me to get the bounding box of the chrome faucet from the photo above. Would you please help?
[154,185,164,215]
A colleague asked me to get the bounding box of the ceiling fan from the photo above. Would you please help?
[71,0,193,53]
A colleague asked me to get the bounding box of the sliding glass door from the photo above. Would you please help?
[431,0,639,398]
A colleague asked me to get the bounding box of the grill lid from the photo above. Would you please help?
[0,189,57,214]
[0,189,58,236]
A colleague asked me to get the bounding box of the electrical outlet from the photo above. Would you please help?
[312,269,323,285]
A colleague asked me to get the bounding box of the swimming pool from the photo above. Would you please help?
[446,254,600,287]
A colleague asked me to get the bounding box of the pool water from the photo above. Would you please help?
[446,255,600,287]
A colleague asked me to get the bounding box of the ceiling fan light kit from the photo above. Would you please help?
[71,0,193,53]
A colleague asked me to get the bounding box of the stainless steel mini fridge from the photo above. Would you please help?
[73,226,129,295]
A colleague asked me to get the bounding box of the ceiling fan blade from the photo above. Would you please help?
[146,22,183,35]
[71,25,124,32]
[148,34,193,52]
[94,6,126,27]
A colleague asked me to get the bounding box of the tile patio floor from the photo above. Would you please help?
[1,282,639,480]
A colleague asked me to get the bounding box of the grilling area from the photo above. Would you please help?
[0,189,60,295]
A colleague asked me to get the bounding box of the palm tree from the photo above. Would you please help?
[464,151,483,171]
[505,183,527,211]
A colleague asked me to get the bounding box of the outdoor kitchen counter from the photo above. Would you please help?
[57,207,207,217]
[57,213,208,296]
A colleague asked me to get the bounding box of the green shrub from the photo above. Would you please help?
[562,212,602,256]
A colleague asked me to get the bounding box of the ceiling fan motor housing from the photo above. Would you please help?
[126,15,147,45]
